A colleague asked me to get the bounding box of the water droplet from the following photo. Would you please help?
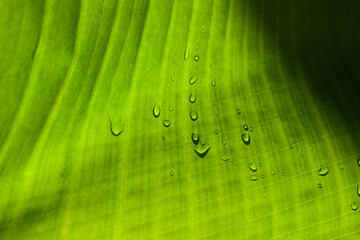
[357,184,360,197]
[209,64,213,68]
[250,174,258,181]
[194,55,199,61]
[243,124,248,131]
[109,120,124,137]
[249,127,253,132]
[222,138,227,145]
[189,70,192,74]
[281,171,285,176]
[60,172,63,177]
[271,171,276,175]
[199,73,202,77]
[357,159,360,166]
[259,163,262,167]
[169,106,173,111]
[310,146,313,150]
[170,171,174,176]
[290,144,293,149]
[248,162,258,172]
[214,130,218,135]
[191,132,199,145]
[318,166,329,176]
[262,175,265,178]
[190,111,198,121]
[189,92,196,103]
[195,45,199,50]
[201,29,205,34]
[163,119,171,127]
[162,136,165,140]
[189,76,197,85]
[171,76,175,81]
[212,79,216,86]
[184,47,189,60]
[138,128,141,132]
[153,104,161,118]
[301,153,303,157]
[339,164,344,170]
[222,154,230,161]
[237,109,241,115]
[194,143,211,158]
[318,183,322,188]
[351,202,358,211]
[242,133,250,145]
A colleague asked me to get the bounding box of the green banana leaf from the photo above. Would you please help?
[1,0,360,239]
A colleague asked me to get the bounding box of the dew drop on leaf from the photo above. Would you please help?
[242,133,250,145]
[237,109,241,115]
[191,132,199,145]
[170,171,174,176]
[243,124,248,131]
[189,92,196,103]
[189,76,197,85]
[194,143,211,158]
[184,47,189,60]
[163,119,171,127]
[250,174,258,181]
[248,162,258,172]
[212,79,216,86]
[194,55,199,61]
[190,111,198,121]
[153,104,161,118]
[318,183,322,188]
[318,166,329,176]
[351,202,358,211]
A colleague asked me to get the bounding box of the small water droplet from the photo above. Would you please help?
[209,64,213,68]
[201,29,205,34]
[290,144,293,149]
[250,174,258,181]
[170,171,174,176]
[357,183,360,197]
[259,163,262,167]
[222,154,230,161]
[214,130,218,135]
[162,136,165,140]
[189,92,196,103]
[194,55,199,61]
[300,153,303,157]
[138,128,141,132]
[248,162,258,172]
[171,76,175,81]
[199,73,202,77]
[153,104,161,118]
[237,109,241,115]
[281,171,285,176]
[189,76,197,85]
[339,164,344,170]
[351,202,358,211]
[194,143,211,158]
[318,166,329,176]
[318,183,322,188]
[249,127,253,132]
[222,138,227,145]
[60,172,63,177]
[189,70,192,74]
[163,119,171,127]
[357,159,360,166]
[110,120,124,136]
[212,79,216,86]
[243,124,248,131]
[271,171,276,175]
[262,175,265,178]
[242,133,250,145]
[195,45,199,50]
[184,47,189,60]
[310,146,313,150]
[191,132,199,145]
[169,106,173,111]
[190,111,198,121]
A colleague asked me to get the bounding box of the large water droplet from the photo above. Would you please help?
[357,159,360,166]
[243,124,248,131]
[184,47,189,60]
[351,202,358,211]
[110,120,124,137]
[211,79,216,86]
[194,143,211,158]
[189,93,196,103]
[153,104,161,118]
[163,119,171,127]
[191,132,199,145]
[190,111,198,121]
[248,162,258,172]
[237,109,241,115]
[194,55,199,61]
[357,183,360,197]
[189,76,197,85]
[242,133,250,145]
[250,174,258,181]
[318,166,329,176]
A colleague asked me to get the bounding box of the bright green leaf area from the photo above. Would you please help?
[1,0,360,239]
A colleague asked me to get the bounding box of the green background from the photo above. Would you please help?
[0,0,360,239]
